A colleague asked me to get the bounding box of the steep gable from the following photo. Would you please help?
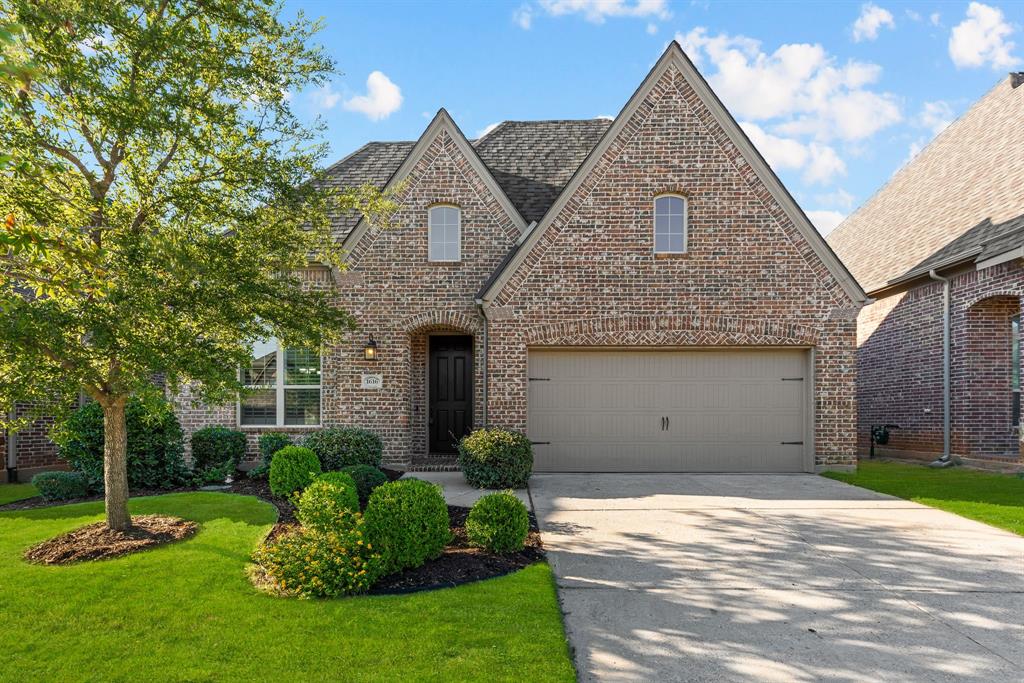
[481,42,867,309]
[828,74,1024,294]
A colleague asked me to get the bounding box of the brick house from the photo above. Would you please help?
[8,43,868,479]
[828,73,1024,465]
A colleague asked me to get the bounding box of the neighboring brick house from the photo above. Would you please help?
[12,43,868,478]
[828,73,1024,464]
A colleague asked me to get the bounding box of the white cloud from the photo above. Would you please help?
[537,0,670,24]
[930,12,941,26]
[513,4,533,29]
[852,4,895,42]
[477,122,502,138]
[646,22,658,35]
[919,100,954,135]
[595,114,615,120]
[741,122,846,185]
[343,71,403,121]
[949,2,1019,69]
[814,188,856,210]
[905,9,921,22]
[311,84,342,110]
[807,210,846,235]
[678,28,901,142]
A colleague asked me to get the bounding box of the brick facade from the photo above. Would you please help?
[1,407,64,482]
[857,260,1023,462]
[155,47,864,471]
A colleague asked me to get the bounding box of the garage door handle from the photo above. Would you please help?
[781,441,804,445]
[665,416,670,430]
[531,441,551,445]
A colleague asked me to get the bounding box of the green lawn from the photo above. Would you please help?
[824,460,1024,536]
[0,483,38,505]
[0,493,574,682]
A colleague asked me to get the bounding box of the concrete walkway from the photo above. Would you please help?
[403,471,531,508]
[530,473,1024,683]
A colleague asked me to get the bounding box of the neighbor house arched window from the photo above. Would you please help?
[654,194,687,254]
[428,205,461,262]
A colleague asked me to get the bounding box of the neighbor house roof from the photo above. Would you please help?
[892,212,1024,285]
[321,119,611,239]
[827,74,1024,294]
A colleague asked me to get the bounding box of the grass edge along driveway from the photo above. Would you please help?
[824,460,1024,536]
[0,492,575,682]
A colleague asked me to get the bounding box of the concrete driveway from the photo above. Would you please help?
[529,474,1024,682]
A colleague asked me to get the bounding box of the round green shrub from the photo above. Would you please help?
[31,471,90,501]
[303,427,383,470]
[252,511,382,598]
[341,464,389,508]
[190,426,247,474]
[296,472,360,532]
[457,428,533,489]
[466,491,530,554]
[268,445,322,498]
[364,479,451,575]
[258,432,292,464]
[51,395,188,491]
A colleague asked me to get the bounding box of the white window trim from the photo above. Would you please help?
[238,343,322,428]
[653,194,688,255]
[428,204,461,262]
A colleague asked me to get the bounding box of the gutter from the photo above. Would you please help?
[5,409,16,483]
[475,299,489,427]
[927,270,954,467]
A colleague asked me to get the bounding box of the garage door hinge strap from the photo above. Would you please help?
[531,441,551,445]
[781,377,804,381]
[781,441,804,445]
[528,377,550,381]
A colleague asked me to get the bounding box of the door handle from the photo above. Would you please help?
[666,416,669,430]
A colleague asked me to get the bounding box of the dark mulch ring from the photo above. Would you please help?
[24,515,198,565]
[368,505,544,595]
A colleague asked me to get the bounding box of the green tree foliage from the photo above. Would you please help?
[0,1,394,529]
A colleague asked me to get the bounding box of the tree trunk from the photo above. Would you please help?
[102,398,131,531]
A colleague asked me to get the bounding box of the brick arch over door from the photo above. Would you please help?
[523,315,820,347]
[404,310,485,462]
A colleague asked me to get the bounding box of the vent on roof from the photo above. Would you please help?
[1012,72,1024,89]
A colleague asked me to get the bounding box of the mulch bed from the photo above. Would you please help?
[368,505,544,595]
[24,515,198,565]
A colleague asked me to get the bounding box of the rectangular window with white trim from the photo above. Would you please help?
[239,339,321,426]
[428,205,461,262]
[654,194,687,254]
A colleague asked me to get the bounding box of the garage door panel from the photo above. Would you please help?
[528,349,808,473]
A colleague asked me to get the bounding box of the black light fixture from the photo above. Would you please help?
[363,335,378,361]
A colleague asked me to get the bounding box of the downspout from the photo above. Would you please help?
[928,270,954,467]
[475,299,489,427]
[5,409,17,483]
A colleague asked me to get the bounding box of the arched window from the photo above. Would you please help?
[654,194,687,254]
[428,205,461,262]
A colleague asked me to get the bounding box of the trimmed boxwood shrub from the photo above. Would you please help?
[252,511,382,598]
[303,427,383,470]
[457,428,533,489]
[190,426,247,474]
[296,472,360,531]
[258,432,292,464]
[466,491,530,553]
[341,464,389,508]
[31,471,90,501]
[51,395,188,491]
[269,445,321,498]
[364,479,451,575]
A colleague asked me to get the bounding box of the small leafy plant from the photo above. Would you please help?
[364,479,451,575]
[190,426,247,480]
[457,428,533,489]
[466,492,530,553]
[303,427,383,470]
[31,471,90,501]
[296,472,360,532]
[268,445,321,498]
[340,464,389,508]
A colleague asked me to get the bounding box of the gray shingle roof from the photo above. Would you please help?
[320,119,612,238]
[895,212,1024,283]
[474,119,612,223]
[827,75,1024,293]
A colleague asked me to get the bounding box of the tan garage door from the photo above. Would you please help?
[528,349,810,472]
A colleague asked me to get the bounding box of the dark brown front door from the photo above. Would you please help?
[429,335,473,453]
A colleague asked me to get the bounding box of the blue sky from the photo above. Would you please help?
[281,0,1023,234]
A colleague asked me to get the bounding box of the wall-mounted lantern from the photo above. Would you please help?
[363,335,378,361]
